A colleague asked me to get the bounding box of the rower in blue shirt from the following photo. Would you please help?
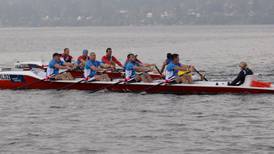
[165,54,195,84]
[125,53,153,82]
[47,53,74,77]
[84,52,111,81]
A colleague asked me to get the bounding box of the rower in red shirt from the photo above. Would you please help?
[61,48,73,63]
[101,48,123,68]
[77,49,89,70]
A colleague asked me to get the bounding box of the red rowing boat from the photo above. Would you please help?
[1,70,273,94]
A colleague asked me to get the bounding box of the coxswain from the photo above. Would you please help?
[165,54,195,84]
[124,53,153,83]
[84,52,111,81]
[61,48,73,63]
[77,49,89,70]
[101,48,123,69]
[46,53,74,80]
[228,62,253,86]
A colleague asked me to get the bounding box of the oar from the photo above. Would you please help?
[16,70,68,90]
[139,81,167,95]
[154,65,165,79]
[57,78,86,91]
[137,65,166,94]
[89,80,124,93]
[194,68,208,81]
[58,67,123,91]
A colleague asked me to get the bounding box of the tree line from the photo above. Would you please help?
[0,0,273,26]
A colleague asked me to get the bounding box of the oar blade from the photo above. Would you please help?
[139,81,165,95]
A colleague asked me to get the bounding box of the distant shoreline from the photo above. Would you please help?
[0,24,274,29]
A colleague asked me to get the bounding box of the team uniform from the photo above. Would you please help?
[77,55,89,69]
[166,62,199,83]
[84,60,102,79]
[61,54,73,63]
[165,62,180,81]
[102,56,123,67]
[125,61,137,81]
[47,59,65,76]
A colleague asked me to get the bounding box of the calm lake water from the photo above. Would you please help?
[0,26,274,153]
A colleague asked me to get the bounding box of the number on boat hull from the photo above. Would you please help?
[0,74,24,83]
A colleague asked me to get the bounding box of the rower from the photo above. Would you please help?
[228,62,253,86]
[61,48,73,63]
[46,53,74,80]
[125,53,153,83]
[133,54,143,66]
[160,53,173,74]
[77,49,89,70]
[101,48,123,69]
[165,54,195,84]
[84,52,111,81]
[125,53,155,68]
[134,54,156,68]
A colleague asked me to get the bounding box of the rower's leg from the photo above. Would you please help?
[175,77,183,84]
[64,72,74,80]
[135,75,142,82]
[187,75,193,83]
[181,74,193,84]
[141,73,153,83]
[99,74,111,81]
[94,75,101,81]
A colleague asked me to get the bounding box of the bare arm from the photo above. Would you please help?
[134,66,152,73]
[142,63,156,67]
[100,63,113,69]
[160,61,167,73]
[64,62,74,67]
[54,64,70,70]
[174,65,190,72]
[90,65,103,72]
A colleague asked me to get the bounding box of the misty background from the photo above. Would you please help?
[0,0,274,27]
